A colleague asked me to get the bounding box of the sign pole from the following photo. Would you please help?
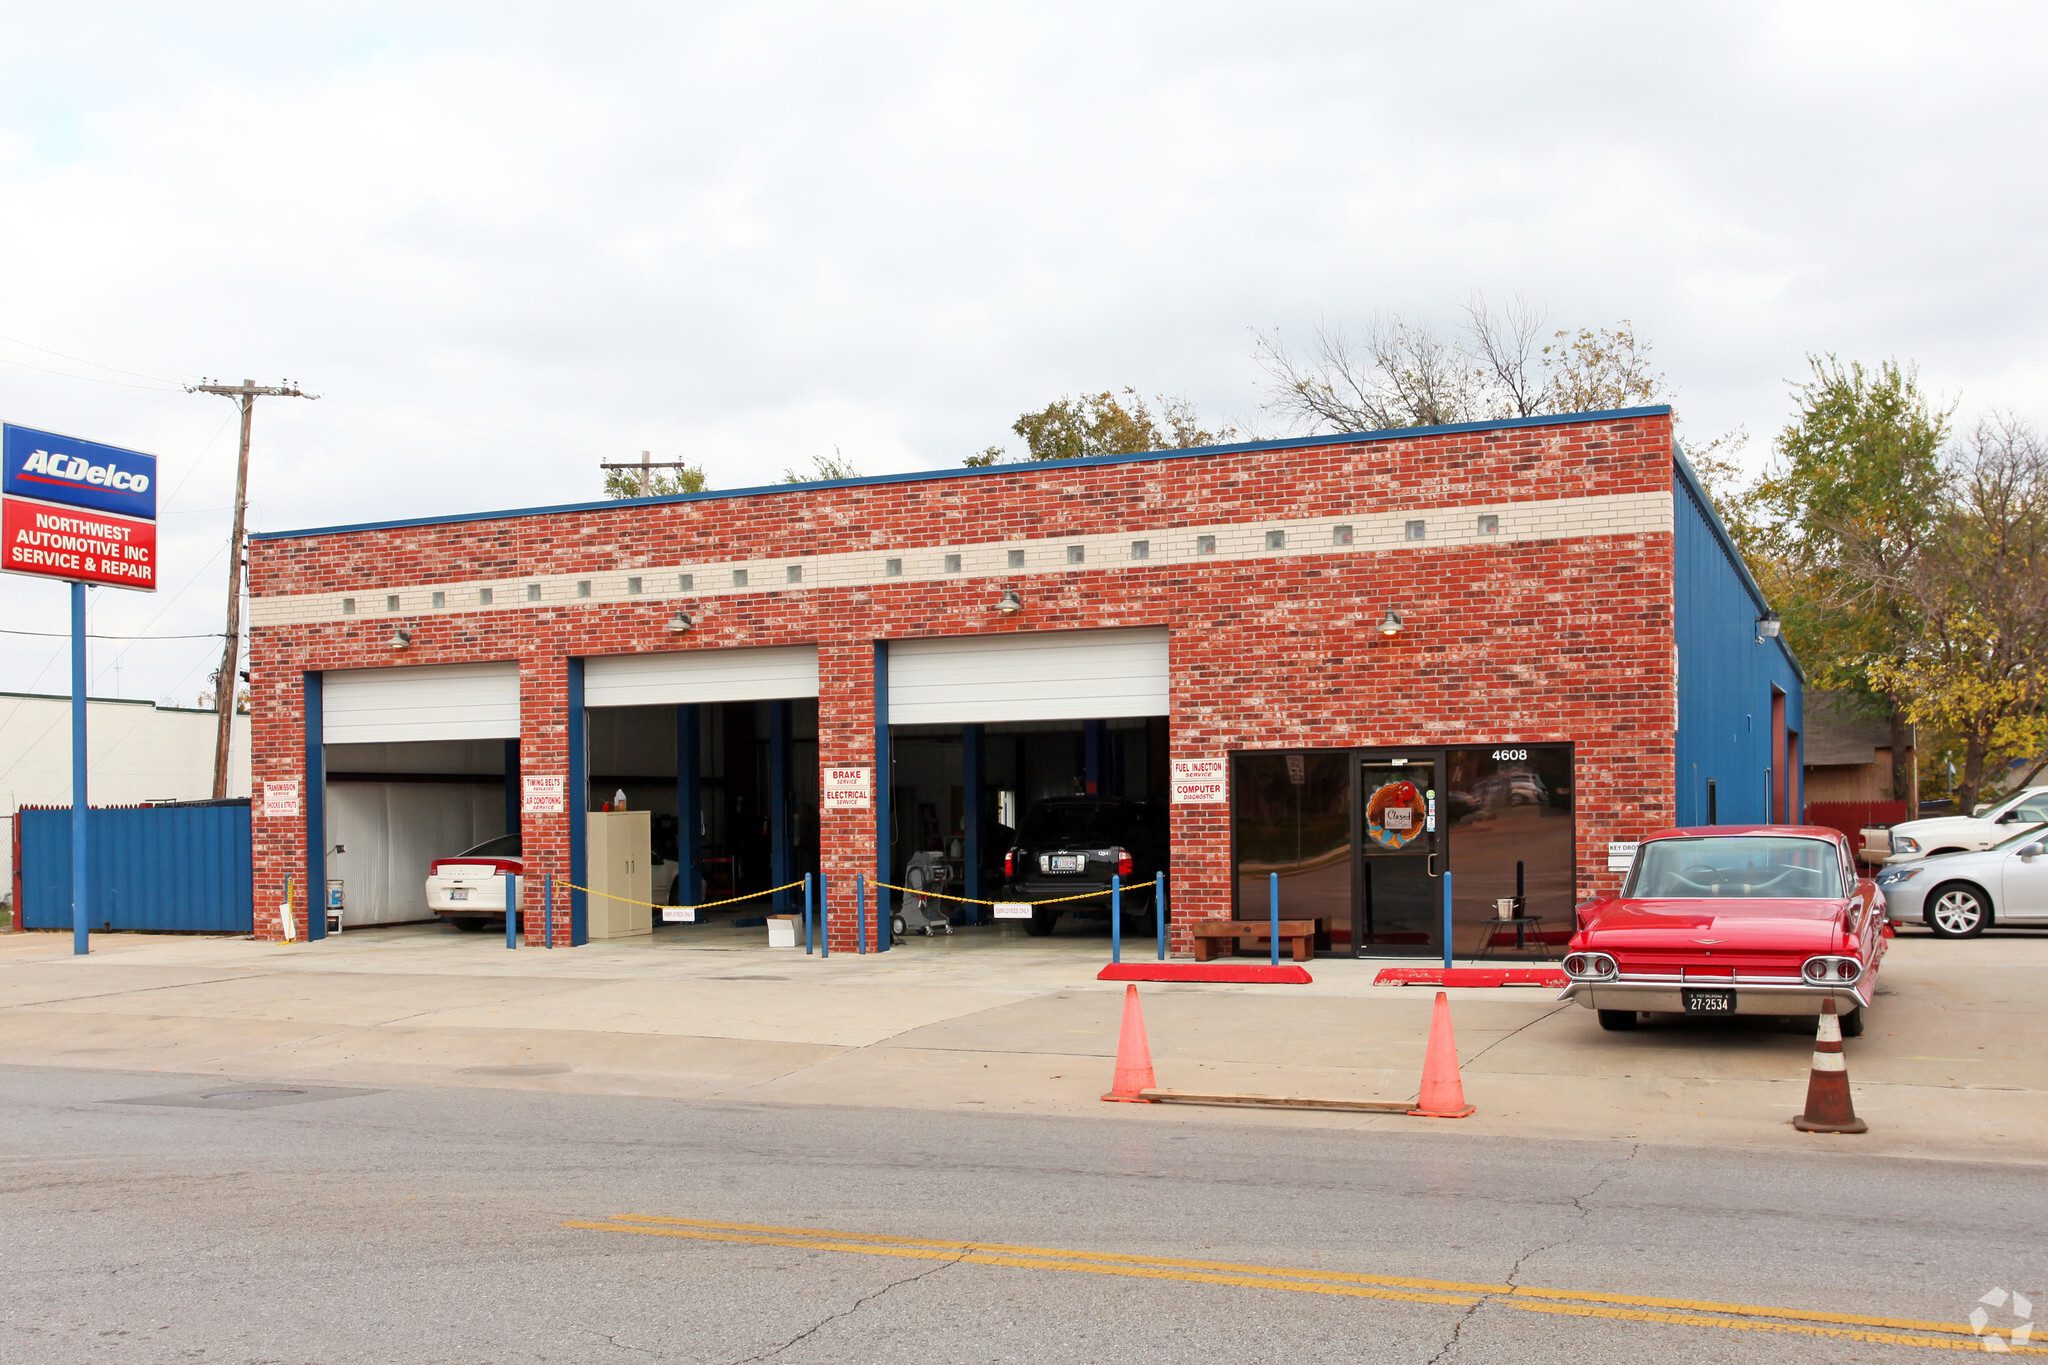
[70,580,89,955]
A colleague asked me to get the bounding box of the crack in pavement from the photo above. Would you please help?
[1424,1141,1642,1364]
[1455,1003,1573,1068]
[723,1254,962,1364]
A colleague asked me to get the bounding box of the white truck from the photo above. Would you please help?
[1867,786,2048,864]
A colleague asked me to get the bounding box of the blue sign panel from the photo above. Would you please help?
[2,423,158,520]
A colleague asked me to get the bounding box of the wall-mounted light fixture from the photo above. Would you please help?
[1378,609,1404,637]
[667,610,694,633]
[1755,610,1782,643]
[388,629,411,650]
[996,589,1024,615]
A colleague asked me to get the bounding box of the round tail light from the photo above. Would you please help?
[1836,959,1860,981]
[1804,959,1830,982]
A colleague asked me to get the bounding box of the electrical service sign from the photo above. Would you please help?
[1,423,158,590]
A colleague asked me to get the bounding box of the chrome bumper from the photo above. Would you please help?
[1559,972,1872,1015]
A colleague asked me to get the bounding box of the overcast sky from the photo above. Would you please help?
[1,2,2042,714]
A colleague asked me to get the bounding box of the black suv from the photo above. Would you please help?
[1002,797,1169,937]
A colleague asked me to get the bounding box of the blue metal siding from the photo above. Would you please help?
[20,802,253,932]
[1673,459,1804,825]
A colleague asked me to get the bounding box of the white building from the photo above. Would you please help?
[0,693,251,901]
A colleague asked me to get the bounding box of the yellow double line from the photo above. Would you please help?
[565,1215,2040,1355]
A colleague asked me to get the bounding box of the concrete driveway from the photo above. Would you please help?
[1,920,2041,1161]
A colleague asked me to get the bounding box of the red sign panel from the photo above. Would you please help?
[2,495,157,590]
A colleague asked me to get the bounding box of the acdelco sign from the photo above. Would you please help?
[3,423,157,520]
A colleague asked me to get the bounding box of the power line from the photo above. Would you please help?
[0,628,227,640]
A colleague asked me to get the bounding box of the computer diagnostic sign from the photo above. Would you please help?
[1,423,158,590]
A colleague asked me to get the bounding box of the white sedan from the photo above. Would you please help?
[1876,823,2048,937]
[426,834,524,930]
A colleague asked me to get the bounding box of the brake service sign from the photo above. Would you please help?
[2,423,158,590]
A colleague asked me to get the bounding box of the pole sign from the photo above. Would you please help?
[2,423,158,591]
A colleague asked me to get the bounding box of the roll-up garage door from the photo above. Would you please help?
[888,628,1167,724]
[583,645,820,708]
[322,662,521,744]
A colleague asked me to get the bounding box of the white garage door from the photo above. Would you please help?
[583,645,820,708]
[322,662,521,744]
[888,628,1168,724]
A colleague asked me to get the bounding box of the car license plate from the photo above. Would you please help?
[447,888,469,902]
[1682,988,1735,1014]
[1044,854,1084,873]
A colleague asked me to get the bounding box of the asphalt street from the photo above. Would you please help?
[3,1064,2042,1364]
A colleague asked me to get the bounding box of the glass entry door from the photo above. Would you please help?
[1355,752,1443,956]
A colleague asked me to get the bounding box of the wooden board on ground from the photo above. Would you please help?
[1139,1088,1414,1113]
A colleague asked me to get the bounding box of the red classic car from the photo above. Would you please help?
[1561,825,1885,1037]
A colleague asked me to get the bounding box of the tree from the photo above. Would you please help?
[602,463,706,499]
[1867,416,2048,810]
[1752,357,1951,805]
[968,389,1235,465]
[783,449,862,483]
[1252,296,1668,434]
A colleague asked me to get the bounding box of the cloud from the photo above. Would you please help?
[1,1,2044,703]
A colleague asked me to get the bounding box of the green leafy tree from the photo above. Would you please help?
[1749,357,1951,805]
[1867,416,2048,809]
[602,462,706,499]
[968,389,1235,465]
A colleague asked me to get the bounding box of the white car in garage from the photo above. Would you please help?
[426,833,683,930]
[426,834,524,930]
[1879,787,2048,863]
[1876,823,2048,936]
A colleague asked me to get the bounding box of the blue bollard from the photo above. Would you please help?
[1110,874,1122,964]
[857,875,866,955]
[544,872,554,949]
[820,875,830,958]
[1269,871,1280,967]
[505,872,517,949]
[803,873,814,954]
[1443,870,1454,971]
[1157,872,1168,961]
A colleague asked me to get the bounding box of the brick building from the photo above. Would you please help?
[243,404,1802,957]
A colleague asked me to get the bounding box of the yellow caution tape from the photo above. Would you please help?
[557,878,808,913]
[871,877,1159,908]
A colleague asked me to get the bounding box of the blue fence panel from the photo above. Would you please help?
[21,801,253,933]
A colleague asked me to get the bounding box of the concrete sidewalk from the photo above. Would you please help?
[2,921,2043,1163]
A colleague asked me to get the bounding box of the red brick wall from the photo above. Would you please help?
[246,413,1678,948]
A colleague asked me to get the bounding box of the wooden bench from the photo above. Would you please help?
[1191,918,1320,963]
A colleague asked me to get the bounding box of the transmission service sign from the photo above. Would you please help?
[1,423,158,590]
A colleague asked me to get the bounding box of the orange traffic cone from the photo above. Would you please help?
[1408,991,1476,1118]
[1101,984,1158,1103]
[1793,998,1866,1134]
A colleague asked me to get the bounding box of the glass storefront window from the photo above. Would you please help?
[1232,752,1352,943]
[1443,744,1574,958]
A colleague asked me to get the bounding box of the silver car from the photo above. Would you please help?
[1876,822,2048,937]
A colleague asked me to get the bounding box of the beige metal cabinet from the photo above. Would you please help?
[585,810,653,939]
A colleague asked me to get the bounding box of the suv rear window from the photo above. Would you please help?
[1019,803,1129,846]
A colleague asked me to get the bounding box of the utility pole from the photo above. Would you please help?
[598,450,696,498]
[188,378,318,798]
